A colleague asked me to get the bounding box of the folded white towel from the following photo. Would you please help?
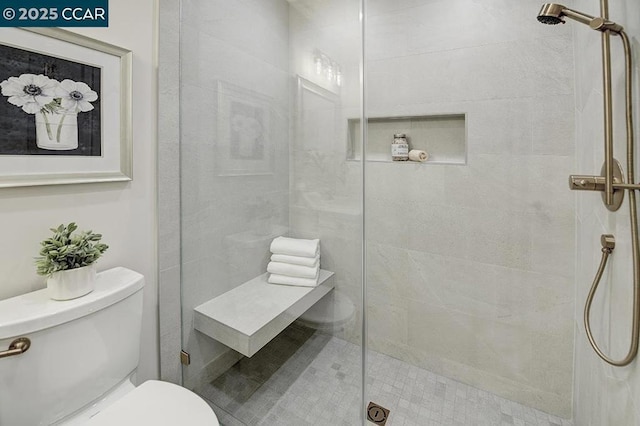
[268,273,319,288]
[270,236,319,258]
[267,261,319,279]
[409,149,429,162]
[271,254,319,267]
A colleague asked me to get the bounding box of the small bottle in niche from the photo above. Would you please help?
[391,133,409,161]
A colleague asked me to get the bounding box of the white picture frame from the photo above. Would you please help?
[0,27,132,188]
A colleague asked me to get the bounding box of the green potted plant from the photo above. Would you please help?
[35,223,109,300]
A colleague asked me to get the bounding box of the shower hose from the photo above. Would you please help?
[584,30,640,367]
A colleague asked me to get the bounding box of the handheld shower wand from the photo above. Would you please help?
[537,3,622,32]
[538,3,639,367]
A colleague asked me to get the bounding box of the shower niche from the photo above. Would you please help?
[347,114,466,164]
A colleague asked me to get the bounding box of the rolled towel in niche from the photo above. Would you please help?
[409,149,429,162]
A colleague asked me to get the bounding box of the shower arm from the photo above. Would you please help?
[557,8,623,34]
[562,8,596,26]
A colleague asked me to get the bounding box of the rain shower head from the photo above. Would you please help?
[537,3,624,33]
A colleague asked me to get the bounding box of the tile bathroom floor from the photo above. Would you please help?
[198,324,572,426]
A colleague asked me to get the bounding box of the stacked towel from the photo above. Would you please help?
[270,236,319,258]
[271,253,319,267]
[268,262,318,279]
[268,237,320,287]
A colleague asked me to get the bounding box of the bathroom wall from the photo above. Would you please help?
[178,0,291,390]
[573,0,640,424]
[0,0,159,382]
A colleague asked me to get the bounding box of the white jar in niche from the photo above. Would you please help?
[391,133,409,161]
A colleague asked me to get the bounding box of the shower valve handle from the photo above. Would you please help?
[569,174,606,191]
[569,161,626,212]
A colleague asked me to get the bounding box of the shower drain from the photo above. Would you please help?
[367,402,390,425]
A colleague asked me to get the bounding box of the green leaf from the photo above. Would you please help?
[34,222,108,276]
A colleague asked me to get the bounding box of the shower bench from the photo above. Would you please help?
[193,270,335,357]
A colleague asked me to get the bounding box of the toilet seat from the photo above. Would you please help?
[86,380,219,425]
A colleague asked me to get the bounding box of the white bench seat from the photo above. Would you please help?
[193,270,335,357]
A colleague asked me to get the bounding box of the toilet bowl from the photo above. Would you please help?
[0,267,219,426]
[81,380,216,425]
[298,290,356,332]
[58,378,218,425]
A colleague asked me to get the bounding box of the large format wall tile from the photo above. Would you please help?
[361,0,577,417]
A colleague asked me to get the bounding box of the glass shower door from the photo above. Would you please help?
[178,0,365,424]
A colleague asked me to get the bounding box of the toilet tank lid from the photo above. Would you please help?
[0,267,144,340]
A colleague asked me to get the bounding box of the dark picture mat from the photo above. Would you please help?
[0,42,102,156]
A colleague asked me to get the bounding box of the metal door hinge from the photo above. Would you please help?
[180,350,191,365]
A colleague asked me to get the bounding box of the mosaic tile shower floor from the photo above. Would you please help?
[198,325,572,426]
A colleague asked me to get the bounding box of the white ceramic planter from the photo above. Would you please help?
[47,264,97,301]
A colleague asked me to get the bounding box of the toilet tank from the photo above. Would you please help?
[0,267,145,426]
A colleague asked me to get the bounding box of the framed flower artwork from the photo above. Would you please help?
[0,28,132,188]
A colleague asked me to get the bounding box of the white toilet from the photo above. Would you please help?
[0,267,219,426]
[298,290,356,332]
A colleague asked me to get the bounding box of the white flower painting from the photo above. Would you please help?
[0,27,131,188]
[56,80,99,113]
[0,74,58,114]
[0,73,98,150]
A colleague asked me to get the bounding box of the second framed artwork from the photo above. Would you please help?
[215,81,274,176]
[0,27,132,188]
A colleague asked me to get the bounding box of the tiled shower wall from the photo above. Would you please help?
[573,0,640,424]
[363,0,576,417]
